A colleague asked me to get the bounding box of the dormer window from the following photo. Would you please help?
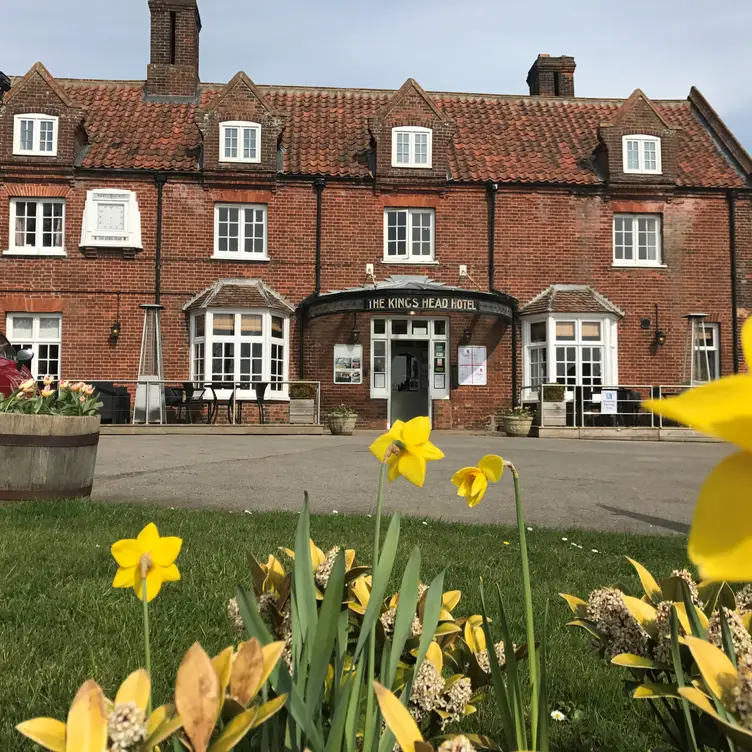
[391,126,432,168]
[623,135,661,174]
[13,114,59,156]
[220,121,261,163]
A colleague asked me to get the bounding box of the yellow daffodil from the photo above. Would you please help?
[644,317,752,581]
[369,416,444,487]
[111,522,182,602]
[16,671,181,752]
[450,455,504,507]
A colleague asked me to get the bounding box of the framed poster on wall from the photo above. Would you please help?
[458,346,487,386]
[334,344,363,384]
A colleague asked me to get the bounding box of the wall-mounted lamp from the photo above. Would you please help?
[351,326,360,344]
[462,327,472,343]
[654,329,667,348]
[110,322,121,341]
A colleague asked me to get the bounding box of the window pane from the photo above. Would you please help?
[97,203,125,232]
[392,320,408,335]
[643,140,657,170]
[37,344,60,379]
[271,316,284,338]
[396,132,411,164]
[411,319,428,334]
[414,132,428,164]
[224,127,238,158]
[529,345,547,388]
[11,316,34,340]
[218,206,240,253]
[373,341,386,357]
[243,127,257,160]
[212,342,235,383]
[194,314,205,338]
[433,320,446,336]
[193,342,205,382]
[39,120,54,152]
[270,343,285,391]
[243,206,265,254]
[626,140,640,170]
[20,120,34,150]
[555,322,576,341]
[386,210,407,256]
[410,210,433,257]
[373,319,386,335]
[241,314,262,336]
[38,317,60,339]
[555,346,577,386]
[581,322,601,341]
[213,313,235,336]
[530,321,547,343]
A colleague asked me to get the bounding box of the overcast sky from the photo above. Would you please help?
[4,0,752,153]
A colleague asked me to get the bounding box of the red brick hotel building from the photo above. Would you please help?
[1,0,751,428]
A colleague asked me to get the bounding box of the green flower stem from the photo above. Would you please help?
[363,462,387,752]
[141,568,153,716]
[508,462,538,747]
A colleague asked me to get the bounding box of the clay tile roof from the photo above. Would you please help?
[521,284,625,317]
[2,76,739,187]
[183,279,295,313]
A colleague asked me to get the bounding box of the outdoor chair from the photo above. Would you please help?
[183,382,218,424]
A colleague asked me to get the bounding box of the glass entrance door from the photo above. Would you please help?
[390,341,429,424]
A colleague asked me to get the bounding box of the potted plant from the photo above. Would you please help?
[289,382,317,425]
[501,405,534,437]
[0,378,103,501]
[327,404,357,435]
[540,383,567,427]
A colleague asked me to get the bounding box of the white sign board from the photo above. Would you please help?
[333,344,363,384]
[601,389,618,415]
[458,346,487,386]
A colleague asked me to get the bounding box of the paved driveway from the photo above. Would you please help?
[91,433,730,535]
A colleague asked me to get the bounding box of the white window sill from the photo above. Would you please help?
[3,248,67,257]
[391,163,433,169]
[211,254,270,262]
[12,151,59,157]
[611,262,667,269]
[623,170,663,176]
[381,259,438,265]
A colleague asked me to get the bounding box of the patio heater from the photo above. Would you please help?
[133,303,165,424]
[682,313,712,386]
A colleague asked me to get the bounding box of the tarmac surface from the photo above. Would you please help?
[91,433,730,535]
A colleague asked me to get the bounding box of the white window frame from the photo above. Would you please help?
[622,134,662,175]
[6,312,62,380]
[613,213,663,267]
[189,309,289,400]
[80,189,142,249]
[13,114,59,157]
[219,121,261,164]
[5,198,66,256]
[692,322,720,385]
[391,126,433,168]
[213,203,268,260]
[521,314,619,402]
[383,208,435,263]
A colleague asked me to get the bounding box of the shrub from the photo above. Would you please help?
[290,383,317,400]
[542,384,565,402]
[328,404,357,417]
[502,406,533,419]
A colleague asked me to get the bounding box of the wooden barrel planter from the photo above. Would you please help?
[0,414,101,501]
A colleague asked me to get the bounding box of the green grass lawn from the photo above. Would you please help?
[0,499,689,751]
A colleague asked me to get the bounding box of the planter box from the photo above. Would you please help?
[502,415,533,437]
[0,414,100,501]
[328,414,357,435]
[289,399,316,425]
[541,401,567,427]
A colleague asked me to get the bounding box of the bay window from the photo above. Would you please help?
[190,310,289,398]
[522,315,618,399]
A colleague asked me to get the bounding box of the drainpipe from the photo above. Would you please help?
[154,173,167,304]
[728,190,740,373]
[314,177,326,294]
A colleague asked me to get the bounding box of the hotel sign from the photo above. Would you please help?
[366,295,478,312]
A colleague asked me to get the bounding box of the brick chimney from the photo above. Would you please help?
[527,54,576,97]
[146,0,201,98]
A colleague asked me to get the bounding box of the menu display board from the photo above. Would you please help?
[333,344,363,384]
[458,346,487,386]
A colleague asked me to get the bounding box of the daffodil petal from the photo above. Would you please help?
[451,468,476,488]
[420,440,444,461]
[112,566,137,589]
[644,375,752,453]
[467,483,487,508]
[388,419,406,439]
[66,681,108,752]
[137,523,160,552]
[689,451,752,582]
[151,536,182,567]
[478,454,504,483]
[160,563,181,583]
[369,433,393,462]
[16,718,66,752]
[402,416,431,447]
[115,670,151,713]
[470,472,487,499]
[387,455,401,482]
[398,452,427,487]
[135,567,164,603]
[111,539,141,568]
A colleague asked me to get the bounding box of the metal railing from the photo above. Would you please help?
[521,383,699,430]
[60,378,322,426]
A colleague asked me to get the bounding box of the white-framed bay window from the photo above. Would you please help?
[522,314,619,400]
[384,208,435,262]
[613,214,662,267]
[214,204,268,260]
[80,189,143,249]
[5,198,66,256]
[6,312,62,379]
[190,310,289,399]
[219,121,261,163]
[391,126,432,168]
[622,134,661,175]
[13,114,59,156]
